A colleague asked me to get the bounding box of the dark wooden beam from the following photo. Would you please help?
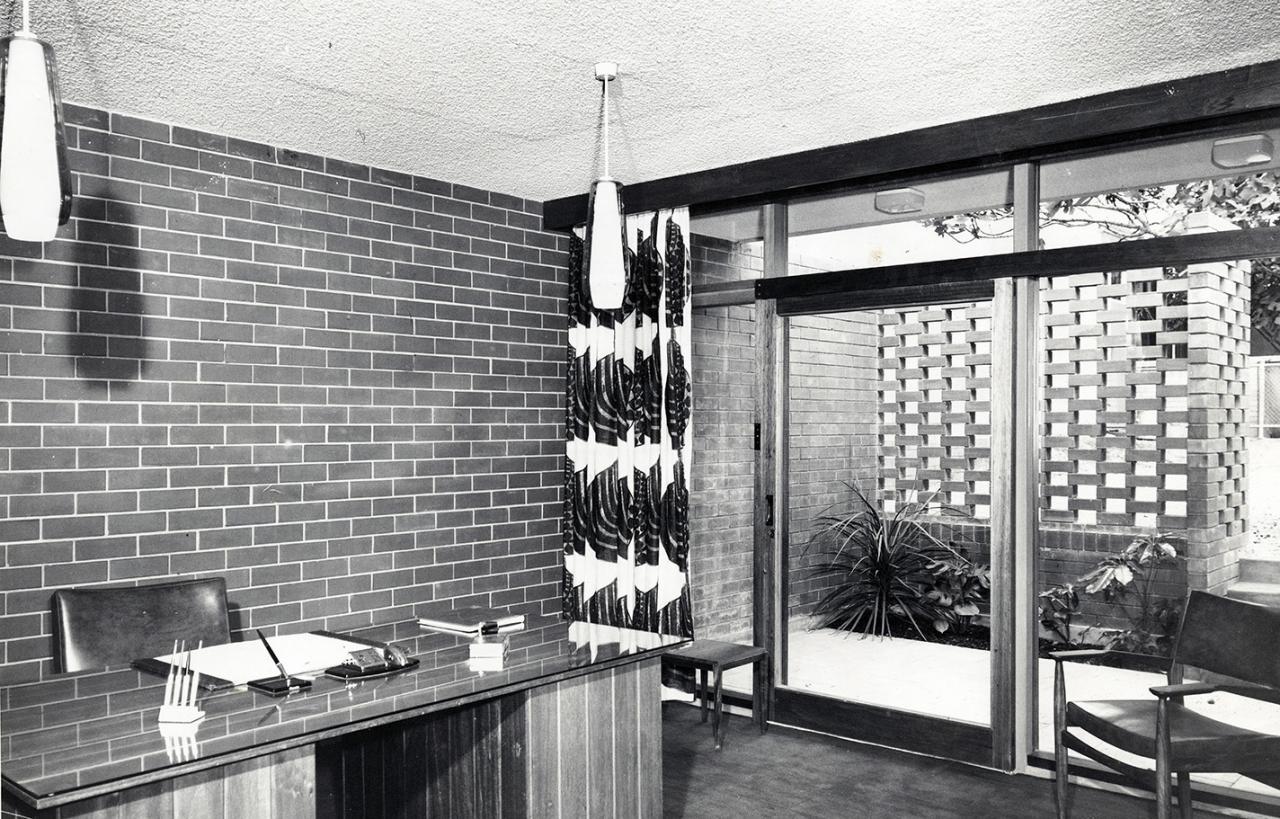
[773,280,994,317]
[758,226,1280,305]
[543,59,1280,231]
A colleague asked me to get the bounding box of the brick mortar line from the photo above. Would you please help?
[64,160,539,223]
[61,110,543,218]
[6,256,568,292]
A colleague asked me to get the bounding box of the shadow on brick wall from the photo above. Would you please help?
[64,194,153,385]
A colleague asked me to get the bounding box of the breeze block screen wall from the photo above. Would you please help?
[0,104,570,684]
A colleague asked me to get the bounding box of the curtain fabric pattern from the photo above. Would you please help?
[562,207,693,638]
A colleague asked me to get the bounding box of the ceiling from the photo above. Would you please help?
[21,0,1280,203]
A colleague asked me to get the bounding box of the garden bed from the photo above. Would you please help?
[822,621,1131,664]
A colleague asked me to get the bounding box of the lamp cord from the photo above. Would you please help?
[601,73,611,180]
[21,0,30,32]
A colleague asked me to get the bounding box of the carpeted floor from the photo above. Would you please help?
[662,703,1214,818]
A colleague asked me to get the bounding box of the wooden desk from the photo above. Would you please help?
[0,619,684,818]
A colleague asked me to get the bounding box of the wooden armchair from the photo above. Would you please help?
[1053,590,1280,819]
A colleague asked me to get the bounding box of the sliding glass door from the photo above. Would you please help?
[759,170,1012,761]
[782,299,995,730]
[687,208,763,698]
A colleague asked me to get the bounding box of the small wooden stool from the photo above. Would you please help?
[663,639,770,750]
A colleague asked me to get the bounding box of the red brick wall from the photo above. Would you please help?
[0,105,569,684]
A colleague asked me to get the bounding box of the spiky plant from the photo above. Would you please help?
[801,481,982,640]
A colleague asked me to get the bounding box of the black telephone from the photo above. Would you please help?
[325,643,416,680]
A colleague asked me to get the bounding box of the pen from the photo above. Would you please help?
[255,629,292,684]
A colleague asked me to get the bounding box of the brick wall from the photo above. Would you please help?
[0,105,569,684]
[786,312,879,618]
[689,235,760,642]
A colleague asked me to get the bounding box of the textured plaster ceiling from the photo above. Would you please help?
[17,0,1280,203]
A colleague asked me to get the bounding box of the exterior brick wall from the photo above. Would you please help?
[1183,216,1250,592]
[786,312,879,619]
[0,105,569,684]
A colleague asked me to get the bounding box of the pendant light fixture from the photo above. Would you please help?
[0,0,73,242]
[583,61,626,310]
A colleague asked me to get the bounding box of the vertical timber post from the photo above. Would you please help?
[755,202,788,706]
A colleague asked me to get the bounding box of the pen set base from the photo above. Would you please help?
[247,676,313,696]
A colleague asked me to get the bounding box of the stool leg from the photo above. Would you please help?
[713,670,724,750]
[753,658,766,734]
[699,669,708,723]
[764,654,773,732]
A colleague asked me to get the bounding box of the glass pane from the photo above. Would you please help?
[689,206,763,285]
[689,303,756,647]
[783,300,992,726]
[787,169,1014,273]
[1036,128,1280,249]
[688,218,759,667]
[1035,254,1280,799]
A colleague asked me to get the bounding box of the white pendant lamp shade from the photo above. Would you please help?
[0,26,73,242]
[584,61,626,310]
[586,178,626,309]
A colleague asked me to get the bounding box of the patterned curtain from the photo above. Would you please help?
[562,207,693,638]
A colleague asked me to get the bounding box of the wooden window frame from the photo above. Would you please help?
[544,60,1280,232]
[660,58,1280,808]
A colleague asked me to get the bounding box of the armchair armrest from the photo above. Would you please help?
[1049,649,1171,673]
[1217,683,1280,706]
[1149,681,1280,705]
[1150,682,1216,699]
[1048,649,1109,661]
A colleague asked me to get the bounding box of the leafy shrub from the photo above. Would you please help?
[1038,583,1080,645]
[927,554,990,633]
[1037,533,1183,655]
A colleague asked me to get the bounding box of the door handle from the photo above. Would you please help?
[765,494,774,527]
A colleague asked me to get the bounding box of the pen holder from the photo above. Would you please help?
[158,640,205,725]
[159,720,202,763]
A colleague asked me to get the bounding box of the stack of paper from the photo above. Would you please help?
[147,633,374,686]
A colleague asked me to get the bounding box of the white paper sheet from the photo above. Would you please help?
[155,633,374,685]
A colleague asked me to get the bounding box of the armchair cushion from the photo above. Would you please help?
[1068,699,1280,771]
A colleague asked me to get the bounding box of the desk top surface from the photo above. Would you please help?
[1,617,684,809]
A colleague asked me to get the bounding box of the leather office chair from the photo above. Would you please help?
[1053,590,1280,819]
[52,577,231,673]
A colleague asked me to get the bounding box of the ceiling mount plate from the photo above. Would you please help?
[594,62,618,82]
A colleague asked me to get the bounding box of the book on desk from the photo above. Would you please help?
[416,604,525,636]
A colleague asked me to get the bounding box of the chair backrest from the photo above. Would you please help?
[1173,590,1280,689]
[52,578,230,673]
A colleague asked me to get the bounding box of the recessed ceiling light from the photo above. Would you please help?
[1211,134,1274,169]
[874,187,925,214]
